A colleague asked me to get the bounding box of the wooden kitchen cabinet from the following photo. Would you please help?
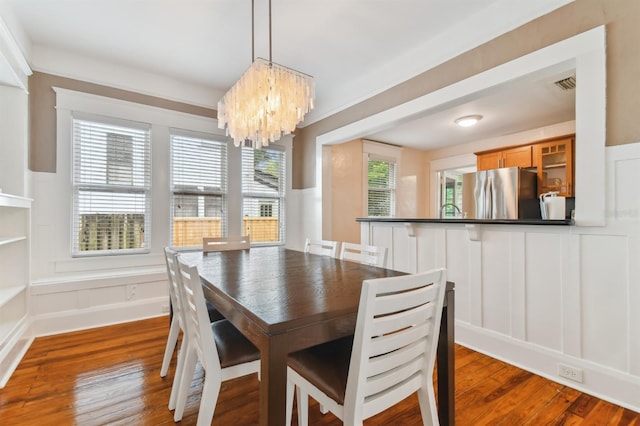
[476,145,532,170]
[475,134,575,197]
[535,136,574,197]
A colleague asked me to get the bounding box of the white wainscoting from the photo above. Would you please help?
[360,143,640,412]
[30,269,168,337]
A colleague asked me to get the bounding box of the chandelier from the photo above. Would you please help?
[217,0,315,149]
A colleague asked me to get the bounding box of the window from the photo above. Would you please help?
[367,157,396,217]
[259,203,273,217]
[242,146,285,244]
[72,114,151,256]
[170,132,227,248]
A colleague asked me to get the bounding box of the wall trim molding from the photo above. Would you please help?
[0,15,31,90]
[31,269,166,295]
[456,321,640,413]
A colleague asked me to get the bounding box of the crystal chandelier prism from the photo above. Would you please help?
[217,0,315,149]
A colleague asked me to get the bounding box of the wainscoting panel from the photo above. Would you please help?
[444,229,470,323]
[580,234,628,372]
[525,232,563,351]
[480,230,512,336]
[30,270,168,337]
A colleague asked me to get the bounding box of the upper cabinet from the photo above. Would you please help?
[535,136,575,197]
[476,145,532,171]
[475,134,575,197]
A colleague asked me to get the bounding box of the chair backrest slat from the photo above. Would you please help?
[366,339,427,378]
[304,237,339,257]
[203,236,250,253]
[371,302,436,339]
[373,284,438,316]
[339,242,387,267]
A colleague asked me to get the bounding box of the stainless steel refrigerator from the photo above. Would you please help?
[461,167,540,219]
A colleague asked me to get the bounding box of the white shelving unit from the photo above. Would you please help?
[0,17,33,388]
[0,193,32,387]
[0,192,31,306]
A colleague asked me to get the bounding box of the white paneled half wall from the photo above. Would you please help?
[360,143,640,412]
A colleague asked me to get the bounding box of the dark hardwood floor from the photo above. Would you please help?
[0,316,638,425]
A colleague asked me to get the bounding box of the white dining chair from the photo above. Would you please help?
[203,235,250,253]
[170,256,261,425]
[286,268,447,426]
[339,242,387,268]
[201,236,250,321]
[160,247,185,378]
[304,237,339,257]
[160,248,224,379]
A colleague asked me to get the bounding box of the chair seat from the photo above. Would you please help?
[288,336,353,404]
[212,320,260,368]
[206,300,225,322]
[170,300,224,324]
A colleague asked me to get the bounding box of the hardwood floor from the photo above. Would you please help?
[0,317,638,425]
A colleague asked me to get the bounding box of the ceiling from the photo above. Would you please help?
[367,67,576,150]
[2,0,574,150]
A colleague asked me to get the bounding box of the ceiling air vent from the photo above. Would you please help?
[554,76,576,91]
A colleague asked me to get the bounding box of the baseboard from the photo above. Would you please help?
[456,321,640,413]
[31,296,169,338]
[0,317,33,388]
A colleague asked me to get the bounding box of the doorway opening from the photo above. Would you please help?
[437,166,475,218]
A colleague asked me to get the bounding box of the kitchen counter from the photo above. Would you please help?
[356,217,573,225]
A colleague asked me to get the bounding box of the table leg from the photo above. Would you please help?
[437,282,455,426]
[260,334,289,426]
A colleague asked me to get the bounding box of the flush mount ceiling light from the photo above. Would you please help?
[454,115,483,128]
[217,0,315,149]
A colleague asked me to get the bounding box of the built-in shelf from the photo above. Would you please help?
[0,191,31,358]
[0,193,32,209]
[542,163,567,169]
[0,236,26,247]
[0,286,24,309]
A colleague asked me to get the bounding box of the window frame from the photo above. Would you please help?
[241,145,286,245]
[169,130,228,249]
[366,155,397,217]
[71,112,152,257]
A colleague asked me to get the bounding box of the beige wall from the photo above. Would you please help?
[326,140,429,243]
[397,147,429,218]
[328,139,363,244]
[28,72,216,173]
[293,0,640,189]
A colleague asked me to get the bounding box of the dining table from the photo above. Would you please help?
[181,246,455,426]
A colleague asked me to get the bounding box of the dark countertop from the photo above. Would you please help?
[356,217,573,225]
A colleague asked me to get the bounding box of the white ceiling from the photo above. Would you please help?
[2,0,574,149]
[368,67,576,150]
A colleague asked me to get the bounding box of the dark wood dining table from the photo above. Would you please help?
[181,247,455,425]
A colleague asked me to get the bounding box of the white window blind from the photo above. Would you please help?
[170,132,228,248]
[241,146,285,244]
[72,114,151,256]
[367,157,396,217]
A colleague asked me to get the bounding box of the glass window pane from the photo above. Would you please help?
[242,146,285,244]
[170,134,228,248]
[367,158,396,217]
[72,115,151,256]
